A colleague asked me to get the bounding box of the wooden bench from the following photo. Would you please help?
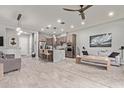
[76,55,111,70]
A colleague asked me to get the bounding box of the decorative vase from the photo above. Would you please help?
[32,52,36,57]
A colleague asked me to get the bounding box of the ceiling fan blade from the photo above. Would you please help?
[63,8,79,11]
[82,5,93,11]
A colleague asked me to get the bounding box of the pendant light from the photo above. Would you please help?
[16,14,23,35]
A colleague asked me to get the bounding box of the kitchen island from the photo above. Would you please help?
[39,49,65,63]
[53,49,65,63]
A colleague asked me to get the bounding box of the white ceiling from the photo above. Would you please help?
[0,5,124,35]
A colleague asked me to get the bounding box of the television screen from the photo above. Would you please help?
[0,36,4,46]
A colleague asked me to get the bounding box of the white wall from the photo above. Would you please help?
[0,24,39,58]
[0,25,19,50]
[0,25,6,51]
[0,25,21,58]
[69,19,124,62]
[6,28,19,48]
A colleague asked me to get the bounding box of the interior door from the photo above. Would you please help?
[19,35,29,56]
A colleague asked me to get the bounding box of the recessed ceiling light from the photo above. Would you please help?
[53,31,56,33]
[17,30,23,36]
[41,28,44,31]
[81,21,85,25]
[17,33,21,35]
[23,32,28,34]
[19,30,23,33]
[57,19,62,23]
[70,25,74,29]
[61,28,64,32]
[108,11,114,17]
[48,24,52,28]
[16,27,21,31]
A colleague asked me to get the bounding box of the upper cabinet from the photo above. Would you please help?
[38,32,47,42]
[46,38,53,45]
[56,36,66,45]
[67,34,76,44]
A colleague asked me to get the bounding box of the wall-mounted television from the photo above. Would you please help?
[0,36,4,46]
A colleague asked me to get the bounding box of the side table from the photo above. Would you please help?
[76,56,81,64]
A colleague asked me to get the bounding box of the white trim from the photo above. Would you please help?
[68,17,124,33]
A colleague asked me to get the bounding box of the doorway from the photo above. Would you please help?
[19,34,30,56]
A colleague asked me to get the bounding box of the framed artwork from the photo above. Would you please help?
[90,33,112,47]
[8,37,17,47]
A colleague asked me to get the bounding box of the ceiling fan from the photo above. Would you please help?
[63,5,93,20]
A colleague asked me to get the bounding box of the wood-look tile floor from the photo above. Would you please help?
[0,57,124,88]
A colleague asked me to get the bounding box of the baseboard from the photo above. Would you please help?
[121,63,124,65]
[120,60,124,65]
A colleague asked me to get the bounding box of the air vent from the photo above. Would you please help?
[53,27,57,29]
[60,22,65,24]
[46,27,49,29]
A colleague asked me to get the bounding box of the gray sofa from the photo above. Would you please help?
[0,52,21,73]
[0,58,21,73]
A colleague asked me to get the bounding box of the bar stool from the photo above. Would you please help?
[44,49,52,61]
[39,49,44,59]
